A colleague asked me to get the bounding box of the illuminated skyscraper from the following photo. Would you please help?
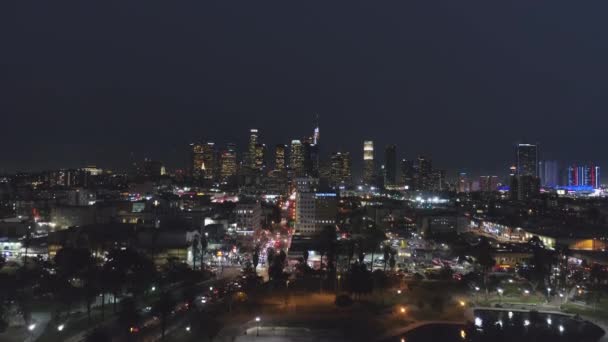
[417,155,433,191]
[220,143,237,180]
[275,144,286,172]
[248,129,259,169]
[202,142,216,180]
[313,113,320,145]
[516,143,538,177]
[384,144,397,189]
[330,152,352,186]
[479,175,499,192]
[254,143,265,171]
[363,140,375,184]
[568,163,601,188]
[400,159,415,190]
[539,160,559,187]
[512,144,540,200]
[191,143,205,178]
[458,172,469,193]
[290,140,305,175]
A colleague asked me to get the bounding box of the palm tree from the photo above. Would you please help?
[200,234,208,269]
[83,261,101,325]
[365,229,386,271]
[153,291,176,339]
[117,298,140,336]
[252,246,260,275]
[382,243,392,272]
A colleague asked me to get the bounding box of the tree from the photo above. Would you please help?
[85,328,111,342]
[472,237,495,296]
[266,247,275,267]
[318,226,337,271]
[252,246,260,275]
[83,261,102,325]
[268,250,287,283]
[117,298,140,336]
[200,234,208,269]
[389,249,396,270]
[153,291,176,339]
[191,235,200,271]
[382,243,392,272]
[525,236,555,294]
[364,228,386,270]
[54,247,96,320]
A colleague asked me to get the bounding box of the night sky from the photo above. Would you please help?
[2,2,608,179]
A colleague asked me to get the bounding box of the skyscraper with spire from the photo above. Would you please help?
[313,113,320,145]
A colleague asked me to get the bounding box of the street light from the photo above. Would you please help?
[28,323,36,331]
[186,326,191,332]
[397,289,402,295]
[497,288,504,303]
[151,286,156,292]
[255,316,261,336]
[400,306,406,314]
[459,300,466,307]
[57,324,65,332]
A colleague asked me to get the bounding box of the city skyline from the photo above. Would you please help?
[3,2,608,176]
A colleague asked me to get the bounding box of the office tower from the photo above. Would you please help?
[191,143,205,178]
[417,155,433,191]
[330,152,352,186]
[290,140,305,175]
[479,176,499,192]
[138,159,164,179]
[516,143,538,176]
[384,144,397,189]
[363,140,375,184]
[254,143,265,171]
[539,160,559,187]
[512,144,540,200]
[458,172,469,193]
[302,141,318,176]
[400,159,415,190]
[201,142,216,180]
[302,141,319,177]
[248,129,259,169]
[568,164,601,188]
[294,177,337,236]
[313,113,320,145]
[431,169,446,191]
[274,144,286,172]
[220,143,237,180]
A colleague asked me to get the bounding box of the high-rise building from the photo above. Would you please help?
[191,143,205,178]
[400,159,415,190]
[274,144,286,172]
[417,156,433,191]
[458,172,469,193]
[539,160,559,188]
[220,143,237,180]
[294,177,337,236]
[511,144,540,200]
[313,113,320,145]
[248,129,259,169]
[516,143,538,177]
[479,176,499,192]
[254,143,265,171]
[330,152,352,186]
[202,142,216,180]
[384,144,397,189]
[568,164,601,188]
[290,140,305,175]
[363,140,375,184]
[303,142,319,177]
